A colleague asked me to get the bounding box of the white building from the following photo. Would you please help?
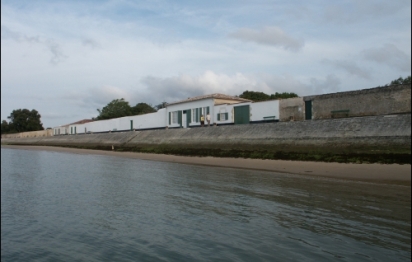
[166,93,251,128]
[53,93,281,135]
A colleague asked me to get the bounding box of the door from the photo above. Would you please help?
[234,105,250,124]
[186,110,191,128]
[182,111,186,128]
[305,100,312,120]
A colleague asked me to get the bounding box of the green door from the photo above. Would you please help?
[305,100,312,120]
[130,120,133,130]
[234,105,250,124]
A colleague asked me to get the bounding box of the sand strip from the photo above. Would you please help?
[2,145,410,183]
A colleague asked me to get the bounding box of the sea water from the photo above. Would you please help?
[1,147,410,261]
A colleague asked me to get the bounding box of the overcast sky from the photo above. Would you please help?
[1,0,411,128]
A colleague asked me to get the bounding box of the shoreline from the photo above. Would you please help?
[2,145,410,184]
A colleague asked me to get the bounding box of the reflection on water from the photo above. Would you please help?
[1,148,411,261]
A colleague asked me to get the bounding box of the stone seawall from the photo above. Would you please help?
[2,114,411,163]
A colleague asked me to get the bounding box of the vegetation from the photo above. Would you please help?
[385,75,411,86]
[132,103,156,115]
[95,98,156,120]
[154,102,168,110]
[1,109,44,134]
[239,90,298,102]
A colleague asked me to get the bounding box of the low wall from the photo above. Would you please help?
[1,129,52,139]
[2,114,410,163]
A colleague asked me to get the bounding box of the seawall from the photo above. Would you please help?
[2,114,411,164]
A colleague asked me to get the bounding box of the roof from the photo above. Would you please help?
[167,93,251,106]
[59,119,94,127]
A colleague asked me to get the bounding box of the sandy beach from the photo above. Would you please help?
[2,145,410,184]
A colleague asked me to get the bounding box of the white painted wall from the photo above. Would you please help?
[61,109,167,135]
[53,98,279,135]
[166,99,214,127]
[53,126,69,135]
[127,109,167,130]
[214,104,235,124]
[250,100,279,121]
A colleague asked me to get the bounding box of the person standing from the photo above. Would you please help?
[200,114,205,127]
[206,113,211,126]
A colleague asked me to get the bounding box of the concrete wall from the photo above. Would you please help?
[279,97,305,121]
[4,114,410,154]
[2,129,53,138]
[305,84,411,120]
[250,100,279,121]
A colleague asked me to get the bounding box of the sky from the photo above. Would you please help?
[1,0,411,128]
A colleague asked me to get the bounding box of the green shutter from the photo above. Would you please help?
[217,113,220,121]
[178,110,182,127]
[207,106,210,114]
[225,113,228,120]
[169,112,171,125]
[196,108,199,122]
[187,109,191,124]
[130,120,133,130]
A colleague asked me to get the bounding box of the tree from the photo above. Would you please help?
[96,98,133,120]
[386,76,411,86]
[154,102,167,110]
[132,103,156,115]
[239,91,270,101]
[239,90,299,102]
[1,120,10,134]
[6,109,44,133]
[270,92,298,99]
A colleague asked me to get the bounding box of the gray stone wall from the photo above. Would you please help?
[279,97,305,121]
[3,114,410,152]
[306,84,411,120]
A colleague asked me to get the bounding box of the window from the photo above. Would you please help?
[192,109,197,122]
[220,113,226,121]
[172,111,178,124]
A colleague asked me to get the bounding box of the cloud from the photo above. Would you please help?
[309,74,341,94]
[322,0,408,23]
[362,43,411,72]
[140,71,322,103]
[1,26,21,41]
[140,71,260,103]
[1,25,40,42]
[229,26,304,51]
[322,59,371,79]
[82,38,101,49]
[47,40,67,65]
[62,85,132,109]
[1,26,66,65]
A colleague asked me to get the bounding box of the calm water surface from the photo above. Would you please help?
[1,147,410,261]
